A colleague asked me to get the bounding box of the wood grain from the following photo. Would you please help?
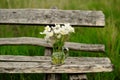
[0,55,113,73]
[0,9,105,27]
[69,74,87,80]
[0,37,105,52]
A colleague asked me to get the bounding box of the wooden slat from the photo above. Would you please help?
[0,37,105,52]
[65,42,105,52]
[0,55,113,73]
[69,74,87,80]
[44,47,52,56]
[0,9,105,27]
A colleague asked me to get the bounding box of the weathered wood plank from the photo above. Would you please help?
[44,47,52,56]
[0,9,105,27]
[69,74,88,80]
[0,55,50,62]
[0,55,113,73]
[0,37,105,52]
[65,42,105,52]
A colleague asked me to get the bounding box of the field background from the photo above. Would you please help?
[0,0,120,80]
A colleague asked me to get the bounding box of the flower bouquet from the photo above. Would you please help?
[40,23,75,65]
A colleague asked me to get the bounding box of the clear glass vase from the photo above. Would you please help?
[51,47,69,65]
[51,51,65,65]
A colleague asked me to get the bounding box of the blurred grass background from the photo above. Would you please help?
[0,0,120,80]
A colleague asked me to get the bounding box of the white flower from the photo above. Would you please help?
[40,27,53,42]
[40,32,44,34]
[52,24,61,34]
[40,23,75,46]
[68,27,75,33]
[44,31,54,42]
[53,28,60,34]
[40,25,51,34]
[60,26,69,35]
[55,24,61,29]
[48,31,53,37]
[64,23,70,28]
[57,34,61,39]
[64,23,75,33]
[45,25,51,32]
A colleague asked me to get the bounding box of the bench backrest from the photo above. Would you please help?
[0,9,104,26]
[0,9,105,55]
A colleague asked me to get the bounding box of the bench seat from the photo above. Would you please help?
[0,55,113,73]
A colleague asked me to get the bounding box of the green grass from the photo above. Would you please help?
[0,0,120,80]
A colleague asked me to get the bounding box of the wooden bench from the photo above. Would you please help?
[0,9,113,80]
